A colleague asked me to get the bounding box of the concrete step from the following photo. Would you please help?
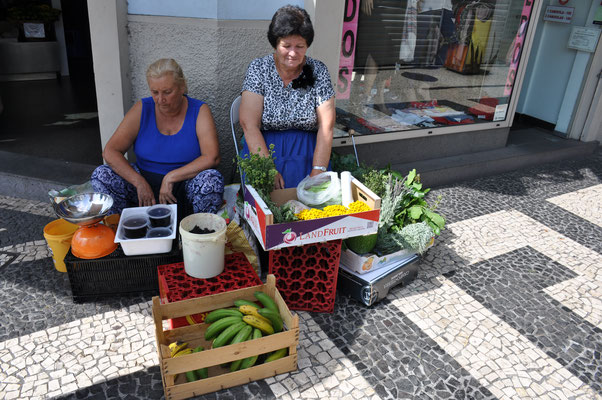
[1,128,599,203]
[391,128,600,188]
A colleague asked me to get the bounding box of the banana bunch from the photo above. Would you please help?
[203,291,288,371]
[167,341,208,382]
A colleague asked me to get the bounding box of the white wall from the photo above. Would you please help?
[127,0,302,20]
[516,0,597,131]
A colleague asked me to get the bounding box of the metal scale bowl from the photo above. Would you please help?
[55,193,118,259]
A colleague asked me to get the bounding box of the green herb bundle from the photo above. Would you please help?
[237,144,278,200]
[374,169,445,256]
[236,144,298,224]
[377,173,409,232]
[375,222,434,255]
[330,151,445,256]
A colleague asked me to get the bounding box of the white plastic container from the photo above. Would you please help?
[179,213,227,279]
[114,204,177,256]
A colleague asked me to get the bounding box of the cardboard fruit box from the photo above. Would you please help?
[152,275,299,400]
[243,177,381,250]
[340,246,416,275]
[340,236,435,275]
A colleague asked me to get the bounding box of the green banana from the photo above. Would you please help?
[192,346,208,379]
[240,328,263,370]
[234,299,260,308]
[265,347,288,363]
[205,308,243,323]
[254,291,278,313]
[212,321,247,348]
[257,308,283,333]
[204,316,243,340]
[185,370,199,382]
[229,325,253,372]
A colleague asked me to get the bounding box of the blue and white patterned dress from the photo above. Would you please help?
[240,54,335,188]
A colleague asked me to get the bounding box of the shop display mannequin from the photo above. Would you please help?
[414,0,455,66]
[351,0,400,115]
[445,0,494,74]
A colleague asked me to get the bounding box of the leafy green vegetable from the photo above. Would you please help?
[330,152,369,178]
[360,169,389,198]
[331,150,446,255]
[269,201,298,224]
[331,151,397,199]
[307,180,331,193]
[237,144,278,201]
[236,144,298,223]
[373,169,445,255]
[375,222,434,255]
[392,169,445,236]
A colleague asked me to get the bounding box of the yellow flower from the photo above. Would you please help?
[296,208,326,220]
[294,201,371,220]
[347,201,371,213]
[323,205,347,217]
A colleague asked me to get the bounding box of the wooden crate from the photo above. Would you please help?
[152,274,299,400]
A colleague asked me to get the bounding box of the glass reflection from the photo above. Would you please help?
[335,0,535,138]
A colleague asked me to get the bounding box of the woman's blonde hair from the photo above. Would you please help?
[146,58,188,93]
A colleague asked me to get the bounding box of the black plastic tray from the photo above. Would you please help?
[64,240,182,301]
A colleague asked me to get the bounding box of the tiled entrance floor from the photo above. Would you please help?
[1,150,601,399]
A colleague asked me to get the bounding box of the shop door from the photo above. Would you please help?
[0,0,101,165]
[515,0,601,137]
[570,19,602,143]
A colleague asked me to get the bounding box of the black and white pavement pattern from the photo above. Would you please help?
[1,149,601,399]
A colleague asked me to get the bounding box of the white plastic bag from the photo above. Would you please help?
[296,172,341,207]
[283,199,310,214]
[48,181,94,206]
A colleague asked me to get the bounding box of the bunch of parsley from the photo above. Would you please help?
[237,144,297,223]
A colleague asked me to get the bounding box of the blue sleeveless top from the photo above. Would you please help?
[134,95,204,175]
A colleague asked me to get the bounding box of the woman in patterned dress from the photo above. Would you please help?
[91,58,224,216]
[239,5,336,189]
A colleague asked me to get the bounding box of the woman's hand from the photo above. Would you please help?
[135,178,156,207]
[159,173,178,204]
[274,172,285,190]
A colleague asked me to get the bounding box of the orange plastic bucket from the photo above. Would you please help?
[43,219,79,272]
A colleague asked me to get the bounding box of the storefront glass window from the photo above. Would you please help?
[335,0,535,138]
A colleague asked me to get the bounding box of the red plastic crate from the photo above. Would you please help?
[158,252,262,329]
[268,240,342,313]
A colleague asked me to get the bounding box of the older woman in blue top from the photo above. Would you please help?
[91,58,224,215]
[239,5,336,189]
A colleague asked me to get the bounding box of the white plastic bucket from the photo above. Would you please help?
[179,213,227,279]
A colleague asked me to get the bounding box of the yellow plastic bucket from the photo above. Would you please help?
[43,219,79,272]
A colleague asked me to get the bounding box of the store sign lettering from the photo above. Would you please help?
[543,6,574,23]
[504,0,533,96]
[337,0,360,99]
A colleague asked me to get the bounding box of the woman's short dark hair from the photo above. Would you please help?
[267,5,314,48]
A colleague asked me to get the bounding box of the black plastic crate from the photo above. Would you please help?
[64,241,182,301]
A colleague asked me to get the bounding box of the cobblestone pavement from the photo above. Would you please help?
[1,150,601,400]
